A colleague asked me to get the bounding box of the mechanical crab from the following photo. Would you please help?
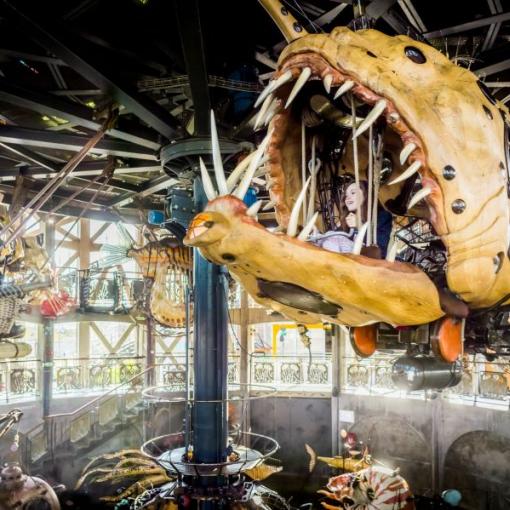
[184,0,510,370]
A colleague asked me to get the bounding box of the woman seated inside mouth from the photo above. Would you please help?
[308,178,391,257]
[310,178,367,254]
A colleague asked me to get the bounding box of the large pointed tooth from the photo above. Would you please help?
[264,98,280,126]
[226,152,256,193]
[387,160,422,186]
[352,222,369,255]
[254,70,292,108]
[386,240,398,262]
[262,200,275,211]
[252,177,266,186]
[285,67,312,109]
[353,99,387,139]
[287,176,311,237]
[254,94,274,130]
[399,143,417,165]
[233,129,273,200]
[254,81,275,109]
[408,187,432,209]
[210,110,228,195]
[246,200,263,217]
[333,80,354,100]
[199,157,217,201]
[323,74,333,94]
[297,211,319,241]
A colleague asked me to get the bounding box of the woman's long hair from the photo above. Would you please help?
[338,178,368,231]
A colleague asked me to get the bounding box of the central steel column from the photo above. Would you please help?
[192,179,228,468]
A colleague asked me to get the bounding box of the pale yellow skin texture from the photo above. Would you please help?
[278,28,510,308]
[185,198,443,326]
[185,26,510,326]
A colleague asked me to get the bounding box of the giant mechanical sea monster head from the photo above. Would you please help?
[184,0,510,331]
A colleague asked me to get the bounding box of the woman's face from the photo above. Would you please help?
[345,183,364,212]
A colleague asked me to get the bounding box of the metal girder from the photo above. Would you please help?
[50,89,102,96]
[0,125,157,160]
[481,0,503,52]
[313,3,349,26]
[366,0,398,20]
[424,11,510,39]
[0,183,143,223]
[110,174,178,207]
[174,0,211,136]
[485,81,510,87]
[475,59,510,77]
[14,178,112,207]
[1,1,182,140]
[396,0,427,32]
[0,143,58,171]
[0,48,66,66]
[0,78,161,150]
[381,9,414,34]
[0,160,161,180]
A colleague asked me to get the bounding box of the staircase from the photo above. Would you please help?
[21,369,150,484]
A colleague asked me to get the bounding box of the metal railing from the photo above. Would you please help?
[53,356,146,394]
[342,355,510,409]
[250,353,332,389]
[55,267,146,312]
[0,358,40,403]
[21,366,149,467]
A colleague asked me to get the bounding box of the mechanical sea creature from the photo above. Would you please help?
[184,0,510,365]
[0,410,60,510]
[76,449,283,509]
[76,449,174,507]
[318,466,414,510]
[97,234,191,328]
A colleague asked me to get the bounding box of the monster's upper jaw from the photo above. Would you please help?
[261,27,509,304]
[269,28,503,235]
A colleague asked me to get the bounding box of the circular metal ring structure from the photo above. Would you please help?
[142,430,280,478]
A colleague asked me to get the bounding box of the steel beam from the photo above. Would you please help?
[1,1,182,140]
[397,0,427,32]
[0,78,161,149]
[424,11,510,39]
[366,0,398,19]
[0,184,144,223]
[481,0,503,52]
[475,58,510,77]
[0,125,157,160]
[0,143,58,171]
[0,160,161,180]
[174,0,211,136]
[109,174,178,207]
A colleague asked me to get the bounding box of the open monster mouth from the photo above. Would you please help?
[264,51,442,234]
[184,17,510,328]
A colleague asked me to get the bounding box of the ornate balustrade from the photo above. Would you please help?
[250,354,332,389]
[342,355,510,408]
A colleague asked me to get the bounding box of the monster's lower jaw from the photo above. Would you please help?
[185,196,444,327]
[266,53,445,231]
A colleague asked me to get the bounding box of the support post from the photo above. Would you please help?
[42,319,54,418]
[42,215,55,418]
[192,178,228,471]
[331,325,344,455]
[146,317,156,387]
[239,289,250,388]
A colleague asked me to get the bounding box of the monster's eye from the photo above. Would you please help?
[405,46,426,64]
[188,213,215,240]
